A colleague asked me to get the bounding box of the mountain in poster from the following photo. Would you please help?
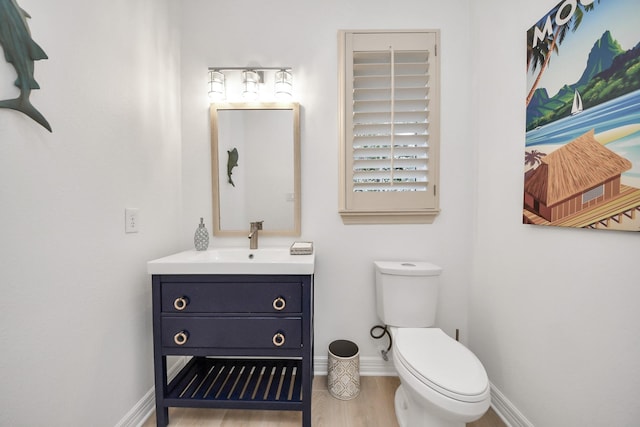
[527,30,640,130]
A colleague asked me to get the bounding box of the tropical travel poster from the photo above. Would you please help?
[524,0,640,232]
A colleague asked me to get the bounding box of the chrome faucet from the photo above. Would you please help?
[248,221,263,249]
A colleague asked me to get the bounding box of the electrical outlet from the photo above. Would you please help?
[125,208,139,233]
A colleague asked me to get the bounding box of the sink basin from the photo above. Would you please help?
[147,247,315,275]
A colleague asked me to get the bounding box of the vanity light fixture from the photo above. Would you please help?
[242,70,260,101]
[207,67,293,101]
[274,69,293,99]
[208,70,226,101]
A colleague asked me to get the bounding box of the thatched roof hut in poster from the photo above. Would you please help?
[523,130,640,228]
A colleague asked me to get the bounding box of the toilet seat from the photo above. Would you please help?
[394,328,489,403]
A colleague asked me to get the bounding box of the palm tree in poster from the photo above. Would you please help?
[525,149,547,168]
[526,0,599,107]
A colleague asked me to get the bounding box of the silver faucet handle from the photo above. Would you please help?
[248,221,263,248]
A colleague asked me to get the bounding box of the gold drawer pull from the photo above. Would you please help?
[272,332,285,347]
[174,331,189,346]
[272,296,286,311]
[173,297,189,311]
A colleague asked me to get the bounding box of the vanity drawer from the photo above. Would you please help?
[161,281,302,314]
[162,317,302,349]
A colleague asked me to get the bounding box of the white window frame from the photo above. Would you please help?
[338,30,441,224]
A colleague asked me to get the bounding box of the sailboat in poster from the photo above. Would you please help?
[571,90,583,115]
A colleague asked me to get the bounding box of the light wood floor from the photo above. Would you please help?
[142,376,506,427]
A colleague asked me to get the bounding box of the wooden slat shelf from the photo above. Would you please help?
[167,357,303,407]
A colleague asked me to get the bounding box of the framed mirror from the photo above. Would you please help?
[211,102,300,236]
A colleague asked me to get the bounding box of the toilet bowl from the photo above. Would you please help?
[374,261,490,427]
[390,327,490,427]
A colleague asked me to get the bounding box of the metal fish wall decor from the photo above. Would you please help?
[0,0,51,132]
[227,147,239,187]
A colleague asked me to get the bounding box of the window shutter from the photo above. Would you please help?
[339,31,440,224]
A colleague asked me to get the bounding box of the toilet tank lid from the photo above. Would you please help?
[374,261,442,276]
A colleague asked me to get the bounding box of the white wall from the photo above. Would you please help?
[0,1,182,426]
[179,0,475,366]
[4,1,637,426]
[470,1,640,426]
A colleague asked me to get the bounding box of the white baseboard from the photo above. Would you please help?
[114,385,155,427]
[114,357,188,427]
[314,355,397,376]
[489,382,534,427]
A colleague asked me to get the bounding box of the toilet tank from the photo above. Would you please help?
[374,261,442,328]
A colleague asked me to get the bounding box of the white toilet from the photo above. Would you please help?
[374,261,491,427]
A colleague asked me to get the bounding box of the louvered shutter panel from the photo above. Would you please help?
[340,31,439,222]
[352,49,430,193]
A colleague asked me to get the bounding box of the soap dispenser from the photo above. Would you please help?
[194,217,209,251]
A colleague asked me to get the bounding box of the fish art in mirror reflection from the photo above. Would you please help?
[0,0,51,132]
[227,147,239,187]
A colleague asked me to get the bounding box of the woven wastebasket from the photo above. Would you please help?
[327,340,360,400]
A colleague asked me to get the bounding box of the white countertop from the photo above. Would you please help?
[147,247,315,275]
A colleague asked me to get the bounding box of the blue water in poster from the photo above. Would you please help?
[526,89,640,178]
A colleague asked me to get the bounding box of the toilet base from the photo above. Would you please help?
[395,385,464,427]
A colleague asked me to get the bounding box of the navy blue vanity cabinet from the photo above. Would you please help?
[152,274,314,427]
